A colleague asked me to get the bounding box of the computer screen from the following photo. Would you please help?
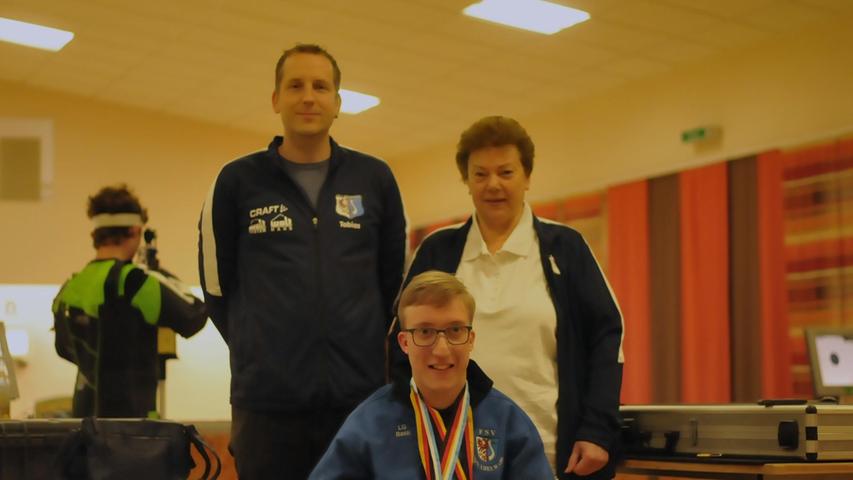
[805,326,853,398]
[0,321,20,401]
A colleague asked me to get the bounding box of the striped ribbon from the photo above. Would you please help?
[410,378,474,480]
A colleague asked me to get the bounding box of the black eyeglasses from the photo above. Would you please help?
[403,326,473,347]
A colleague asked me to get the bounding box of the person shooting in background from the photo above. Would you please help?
[53,184,207,418]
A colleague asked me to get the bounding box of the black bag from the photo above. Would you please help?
[0,419,81,480]
[57,417,221,480]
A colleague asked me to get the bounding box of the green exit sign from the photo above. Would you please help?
[681,126,721,143]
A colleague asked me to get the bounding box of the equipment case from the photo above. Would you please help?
[620,402,853,462]
[0,419,81,479]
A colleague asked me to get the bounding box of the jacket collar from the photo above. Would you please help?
[391,360,494,409]
[267,136,343,170]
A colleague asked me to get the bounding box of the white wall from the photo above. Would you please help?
[0,80,269,284]
[0,84,266,420]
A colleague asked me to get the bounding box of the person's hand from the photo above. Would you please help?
[564,440,608,476]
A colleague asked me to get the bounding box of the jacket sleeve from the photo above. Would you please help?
[571,236,624,451]
[124,267,208,338]
[197,168,238,343]
[52,286,76,364]
[504,403,557,479]
[377,164,407,332]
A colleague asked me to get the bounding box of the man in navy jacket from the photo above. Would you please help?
[198,44,406,479]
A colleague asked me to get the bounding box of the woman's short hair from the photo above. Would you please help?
[397,271,475,328]
[455,115,535,180]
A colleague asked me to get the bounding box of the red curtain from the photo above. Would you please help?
[607,180,651,404]
[562,192,603,221]
[679,163,731,402]
[757,150,793,398]
[532,201,560,221]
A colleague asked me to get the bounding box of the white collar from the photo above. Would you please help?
[462,203,534,261]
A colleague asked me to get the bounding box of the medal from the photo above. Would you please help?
[410,378,474,480]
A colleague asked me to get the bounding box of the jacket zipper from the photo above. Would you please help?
[273,141,337,406]
[312,214,327,406]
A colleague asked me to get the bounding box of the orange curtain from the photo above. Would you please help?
[607,180,651,404]
[757,150,792,398]
[679,163,731,402]
[532,200,560,221]
[562,192,603,221]
[409,217,467,251]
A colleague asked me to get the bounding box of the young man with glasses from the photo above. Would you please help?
[309,271,552,479]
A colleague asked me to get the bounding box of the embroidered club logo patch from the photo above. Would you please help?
[335,194,364,219]
[476,436,496,462]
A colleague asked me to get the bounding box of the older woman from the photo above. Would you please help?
[390,116,624,479]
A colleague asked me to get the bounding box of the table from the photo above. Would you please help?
[619,459,853,480]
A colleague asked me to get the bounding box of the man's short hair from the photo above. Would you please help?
[88,184,147,248]
[397,271,475,328]
[274,43,341,92]
[455,115,535,181]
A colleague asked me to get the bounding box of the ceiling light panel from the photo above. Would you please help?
[339,89,380,115]
[0,17,74,51]
[463,0,590,35]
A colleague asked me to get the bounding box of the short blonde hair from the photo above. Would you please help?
[398,271,475,328]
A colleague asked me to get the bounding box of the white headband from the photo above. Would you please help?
[91,213,144,228]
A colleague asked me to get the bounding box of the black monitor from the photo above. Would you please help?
[0,321,20,404]
[805,326,853,399]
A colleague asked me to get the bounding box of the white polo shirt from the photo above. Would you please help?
[456,204,559,468]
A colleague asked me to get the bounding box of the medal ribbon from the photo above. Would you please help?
[410,378,474,480]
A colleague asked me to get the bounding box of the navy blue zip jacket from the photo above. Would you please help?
[388,215,623,480]
[199,136,407,412]
[310,361,554,479]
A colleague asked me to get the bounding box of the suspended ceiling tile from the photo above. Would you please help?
[600,56,672,79]
[741,0,835,33]
[566,21,675,53]
[322,0,451,32]
[0,0,836,159]
[553,69,631,98]
[690,21,773,49]
[600,0,721,37]
[793,0,853,13]
[657,0,777,17]
[645,39,720,64]
[0,44,51,82]
[529,40,621,70]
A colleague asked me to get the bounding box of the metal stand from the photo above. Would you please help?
[0,392,10,419]
[157,378,166,418]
